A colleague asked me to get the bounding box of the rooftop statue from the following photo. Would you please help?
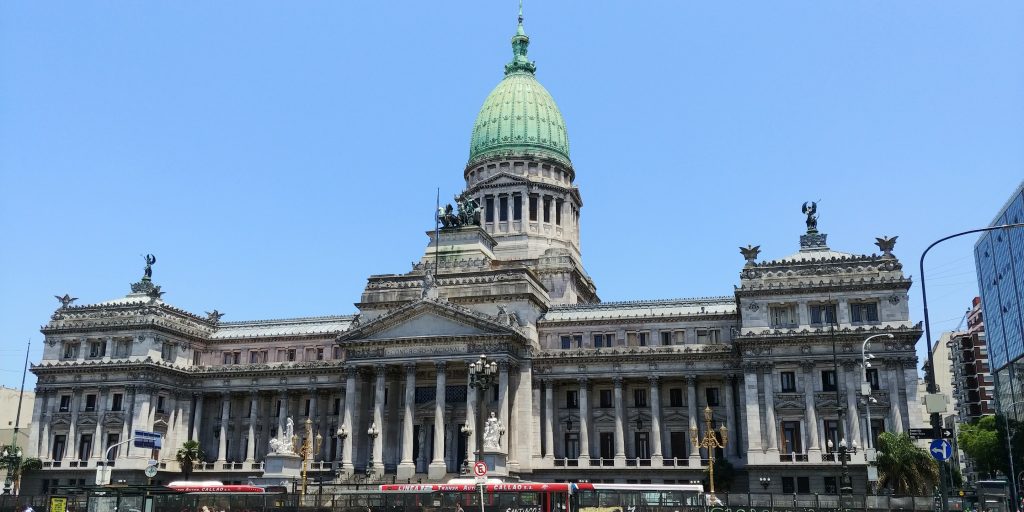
[875,236,898,258]
[143,254,156,279]
[801,202,818,233]
[54,294,78,309]
[437,193,480,229]
[205,309,225,324]
[739,245,761,265]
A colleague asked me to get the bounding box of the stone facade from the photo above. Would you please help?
[25,9,922,496]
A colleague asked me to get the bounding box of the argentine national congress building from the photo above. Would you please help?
[26,9,922,496]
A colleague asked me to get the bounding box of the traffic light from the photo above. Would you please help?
[923,361,935,389]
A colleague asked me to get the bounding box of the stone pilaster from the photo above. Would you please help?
[428,362,447,480]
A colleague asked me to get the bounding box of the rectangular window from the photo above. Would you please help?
[287,349,296,362]
[566,390,579,409]
[84,394,97,412]
[851,302,880,323]
[593,333,614,348]
[59,395,71,412]
[810,304,837,325]
[193,351,202,366]
[770,305,798,328]
[822,370,838,392]
[824,476,838,494]
[316,348,324,361]
[669,388,683,407]
[870,419,885,448]
[599,389,613,408]
[485,196,495,222]
[638,332,648,346]
[333,398,341,415]
[635,432,650,459]
[512,194,522,220]
[781,421,802,454]
[499,196,508,221]
[543,197,552,223]
[52,434,66,460]
[780,371,797,393]
[782,477,795,494]
[105,433,120,460]
[669,431,687,459]
[78,434,92,461]
[599,432,614,460]
[564,433,580,459]
[111,393,123,412]
[573,335,582,348]
[88,341,102,358]
[696,329,720,344]
[661,331,673,346]
[529,196,538,221]
[824,420,840,452]
[555,199,563,225]
[304,399,311,417]
[63,343,75,359]
[797,477,810,494]
[705,387,720,407]
[866,368,880,390]
[333,346,342,359]
[156,396,166,414]
[634,389,648,407]
[560,335,572,350]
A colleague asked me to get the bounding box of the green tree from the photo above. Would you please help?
[959,416,1005,478]
[876,431,939,495]
[176,440,206,481]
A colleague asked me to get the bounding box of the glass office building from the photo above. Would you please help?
[976,181,1024,418]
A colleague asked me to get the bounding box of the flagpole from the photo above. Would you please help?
[434,188,440,277]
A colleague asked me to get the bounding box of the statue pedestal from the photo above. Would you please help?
[480,450,508,478]
[251,453,302,487]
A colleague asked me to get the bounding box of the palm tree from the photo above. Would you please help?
[176,440,206,481]
[875,431,939,495]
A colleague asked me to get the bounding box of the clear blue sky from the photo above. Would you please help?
[1,2,1022,390]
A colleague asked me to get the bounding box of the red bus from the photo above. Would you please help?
[166,481,268,494]
[377,481,704,512]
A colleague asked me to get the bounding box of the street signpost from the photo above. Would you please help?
[929,439,953,462]
[911,427,954,440]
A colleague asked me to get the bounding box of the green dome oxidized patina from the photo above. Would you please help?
[467,8,571,169]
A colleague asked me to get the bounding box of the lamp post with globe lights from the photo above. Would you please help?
[1,447,22,495]
[467,355,499,469]
[366,423,380,479]
[861,333,893,470]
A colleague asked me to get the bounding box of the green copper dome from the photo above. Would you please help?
[467,8,571,168]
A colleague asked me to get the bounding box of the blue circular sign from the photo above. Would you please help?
[929,439,952,461]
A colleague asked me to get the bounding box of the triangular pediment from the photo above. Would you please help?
[474,172,529,188]
[367,312,489,340]
[339,299,522,344]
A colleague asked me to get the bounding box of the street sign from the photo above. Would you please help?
[910,427,954,439]
[473,461,488,477]
[929,439,953,462]
[133,430,163,449]
[96,465,111,485]
[50,497,67,512]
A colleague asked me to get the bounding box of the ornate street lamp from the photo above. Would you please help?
[1,447,23,495]
[296,418,323,496]
[690,405,728,498]
[366,422,380,478]
[827,437,859,495]
[467,355,499,467]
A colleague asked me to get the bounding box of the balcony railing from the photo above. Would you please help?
[662,457,689,467]
[588,458,615,467]
[821,452,851,462]
[625,458,652,467]
[779,453,809,462]
[553,458,579,467]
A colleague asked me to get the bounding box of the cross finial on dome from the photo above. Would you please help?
[505,0,536,75]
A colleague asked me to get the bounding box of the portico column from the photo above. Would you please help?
[742,366,763,457]
[217,394,229,462]
[92,387,107,460]
[68,388,81,460]
[578,378,591,462]
[246,391,257,462]
[802,364,820,456]
[686,376,700,465]
[543,380,554,460]
[613,377,626,465]
[428,362,447,480]
[104,337,113,361]
[279,391,290,434]
[397,363,417,479]
[190,393,204,441]
[764,365,778,453]
[724,376,739,458]
[844,362,862,444]
[888,361,905,433]
[341,367,357,475]
[372,366,386,472]
[648,376,663,464]
[498,361,510,452]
